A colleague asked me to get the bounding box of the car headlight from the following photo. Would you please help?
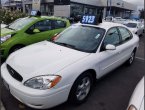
[24,75,61,90]
[1,34,11,43]
[128,105,137,110]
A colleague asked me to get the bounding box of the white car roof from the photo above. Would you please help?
[75,22,127,30]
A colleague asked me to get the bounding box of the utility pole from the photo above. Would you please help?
[108,0,112,16]
[106,0,109,18]
[9,0,10,10]
[21,0,23,12]
[106,0,108,17]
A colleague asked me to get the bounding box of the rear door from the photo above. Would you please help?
[117,27,134,63]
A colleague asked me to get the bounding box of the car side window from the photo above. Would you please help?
[34,20,52,32]
[118,27,132,43]
[26,20,52,34]
[103,28,120,46]
[53,20,66,29]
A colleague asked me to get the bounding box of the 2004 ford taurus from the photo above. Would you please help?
[1,22,139,109]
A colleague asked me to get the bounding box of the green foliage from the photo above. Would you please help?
[139,9,144,19]
[0,9,27,24]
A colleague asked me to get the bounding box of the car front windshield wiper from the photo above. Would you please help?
[54,42,84,52]
[54,42,75,48]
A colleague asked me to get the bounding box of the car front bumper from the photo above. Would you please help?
[1,63,72,109]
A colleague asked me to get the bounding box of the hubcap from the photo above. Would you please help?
[129,52,134,64]
[76,77,91,101]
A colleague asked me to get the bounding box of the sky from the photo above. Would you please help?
[124,0,144,9]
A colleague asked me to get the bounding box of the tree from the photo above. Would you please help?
[139,9,144,19]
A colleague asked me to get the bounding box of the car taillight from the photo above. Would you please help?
[128,105,137,110]
[51,34,59,41]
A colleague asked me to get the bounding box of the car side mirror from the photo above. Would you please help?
[105,44,116,50]
[33,29,40,33]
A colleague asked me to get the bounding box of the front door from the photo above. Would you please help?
[98,27,122,77]
[25,19,56,45]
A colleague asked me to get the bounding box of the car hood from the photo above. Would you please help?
[128,77,144,109]
[6,41,90,81]
[1,28,16,37]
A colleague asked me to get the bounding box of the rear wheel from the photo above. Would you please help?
[68,72,93,104]
[126,51,136,66]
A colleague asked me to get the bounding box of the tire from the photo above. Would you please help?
[68,72,93,104]
[126,51,136,66]
[9,45,24,55]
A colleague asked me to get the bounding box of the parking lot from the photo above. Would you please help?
[1,35,144,110]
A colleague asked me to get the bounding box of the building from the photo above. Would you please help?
[2,0,23,11]
[3,0,136,18]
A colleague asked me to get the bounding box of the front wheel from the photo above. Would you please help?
[68,72,93,104]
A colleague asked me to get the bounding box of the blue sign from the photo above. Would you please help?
[81,15,97,25]
[30,10,41,16]
[31,10,37,16]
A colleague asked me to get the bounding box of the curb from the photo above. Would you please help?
[1,102,5,110]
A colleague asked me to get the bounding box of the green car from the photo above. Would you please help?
[1,16,70,59]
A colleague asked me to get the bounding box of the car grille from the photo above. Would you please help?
[6,64,23,82]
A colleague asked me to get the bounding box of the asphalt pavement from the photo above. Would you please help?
[1,35,144,110]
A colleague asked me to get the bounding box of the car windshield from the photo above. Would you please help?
[126,23,137,28]
[7,17,36,30]
[53,25,105,53]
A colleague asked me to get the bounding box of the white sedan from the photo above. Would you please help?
[1,22,139,109]
[1,24,7,28]
[113,17,126,24]
[127,77,144,110]
[125,21,144,36]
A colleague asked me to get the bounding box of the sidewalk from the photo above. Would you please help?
[1,102,5,110]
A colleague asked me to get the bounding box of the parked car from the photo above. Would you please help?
[125,21,144,36]
[105,16,114,22]
[113,17,126,24]
[1,24,7,28]
[1,16,70,59]
[127,77,144,110]
[1,21,139,109]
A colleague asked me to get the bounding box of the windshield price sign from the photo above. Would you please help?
[81,15,97,25]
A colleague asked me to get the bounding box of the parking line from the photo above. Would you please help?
[135,57,145,61]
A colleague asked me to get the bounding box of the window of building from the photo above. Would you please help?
[70,3,84,17]
[40,3,54,16]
